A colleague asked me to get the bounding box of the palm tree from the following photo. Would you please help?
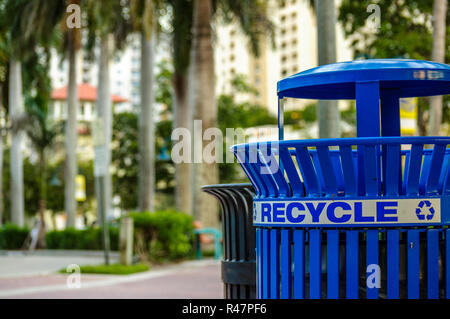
[130,0,161,212]
[428,0,447,136]
[22,55,61,246]
[168,0,194,215]
[0,0,65,226]
[85,0,132,224]
[8,58,25,226]
[315,0,340,138]
[189,0,273,228]
[63,0,81,227]
[0,24,7,226]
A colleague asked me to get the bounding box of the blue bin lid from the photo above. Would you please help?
[277,59,450,100]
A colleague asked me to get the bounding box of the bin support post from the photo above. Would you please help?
[380,89,401,136]
[356,81,380,137]
[278,97,285,141]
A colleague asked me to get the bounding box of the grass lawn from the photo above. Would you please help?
[60,263,150,275]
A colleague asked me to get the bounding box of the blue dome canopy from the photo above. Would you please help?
[277,59,450,100]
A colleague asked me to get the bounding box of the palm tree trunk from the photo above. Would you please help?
[37,150,47,248]
[315,0,340,138]
[96,34,113,220]
[428,0,447,136]
[65,32,78,228]
[9,59,24,227]
[138,31,155,212]
[0,132,3,226]
[173,73,192,215]
[190,0,219,228]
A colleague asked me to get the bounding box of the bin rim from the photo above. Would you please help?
[277,59,450,100]
[230,136,450,152]
[201,183,253,190]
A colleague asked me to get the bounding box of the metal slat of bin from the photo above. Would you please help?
[366,230,379,299]
[269,229,279,299]
[327,230,339,299]
[387,230,400,299]
[427,229,439,299]
[346,230,359,299]
[293,230,305,299]
[309,229,322,299]
[280,229,292,299]
[447,229,450,299]
[202,184,256,299]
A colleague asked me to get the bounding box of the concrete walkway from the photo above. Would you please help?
[0,252,222,299]
[0,250,119,278]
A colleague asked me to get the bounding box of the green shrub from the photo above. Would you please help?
[60,263,150,275]
[45,227,119,251]
[129,210,194,261]
[0,224,29,249]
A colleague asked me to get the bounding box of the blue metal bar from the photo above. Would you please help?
[316,146,338,196]
[311,152,326,195]
[295,146,321,196]
[327,230,339,299]
[442,154,450,194]
[446,229,450,299]
[256,228,262,299]
[339,145,357,196]
[235,148,265,197]
[438,152,449,187]
[279,146,304,197]
[366,230,379,299]
[419,153,432,195]
[385,144,401,196]
[356,81,381,137]
[262,229,270,299]
[330,152,345,193]
[405,144,423,195]
[269,229,279,299]
[407,230,420,299]
[259,150,290,197]
[254,151,279,198]
[280,229,291,299]
[427,229,439,299]
[278,97,284,141]
[364,144,379,196]
[426,144,446,195]
[387,230,399,299]
[380,89,400,136]
[346,230,359,299]
[310,229,322,299]
[293,230,305,299]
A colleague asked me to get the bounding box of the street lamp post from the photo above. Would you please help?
[93,118,110,265]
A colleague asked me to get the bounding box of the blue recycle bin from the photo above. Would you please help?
[231,59,450,299]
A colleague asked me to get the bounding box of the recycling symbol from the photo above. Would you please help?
[415,200,435,221]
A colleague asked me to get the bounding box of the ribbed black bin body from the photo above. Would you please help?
[202,183,256,299]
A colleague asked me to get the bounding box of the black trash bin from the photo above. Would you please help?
[202,183,256,299]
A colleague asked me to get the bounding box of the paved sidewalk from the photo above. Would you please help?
[0,253,222,299]
[0,250,119,278]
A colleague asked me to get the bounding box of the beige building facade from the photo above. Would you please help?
[214,0,353,114]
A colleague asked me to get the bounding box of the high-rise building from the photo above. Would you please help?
[214,0,353,114]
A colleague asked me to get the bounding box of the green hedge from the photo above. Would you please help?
[0,224,29,249]
[45,227,119,251]
[129,210,194,261]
